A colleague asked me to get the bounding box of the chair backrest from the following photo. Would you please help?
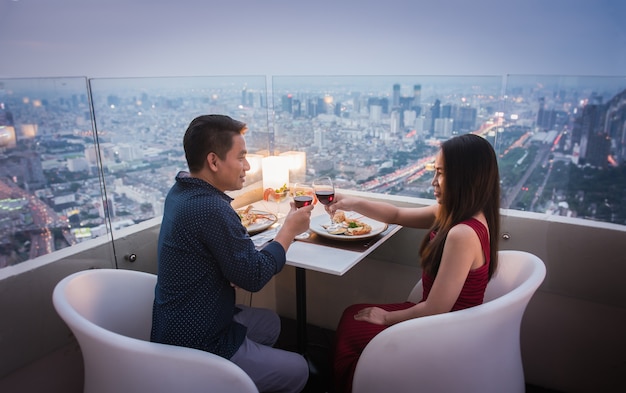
[406,249,542,304]
[53,269,258,393]
[353,250,546,393]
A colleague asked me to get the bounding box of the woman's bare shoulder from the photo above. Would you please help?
[447,221,481,242]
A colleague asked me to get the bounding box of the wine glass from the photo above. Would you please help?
[291,183,316,239]
[291,182,316,208]
[312,176,336,226]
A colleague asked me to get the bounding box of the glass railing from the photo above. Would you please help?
[1,74,625,270]
[88,76,270,233]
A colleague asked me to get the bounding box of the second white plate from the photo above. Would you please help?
[242,210,277,235]
[309,213,387,241]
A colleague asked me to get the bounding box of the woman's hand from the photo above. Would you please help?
[353,306,389,325]
[325,193,356,216]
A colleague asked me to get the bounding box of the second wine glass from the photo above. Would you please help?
[312,176,335,225]
[291,182,316,239]
[292,182,316,208]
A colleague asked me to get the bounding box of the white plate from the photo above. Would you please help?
[240,210,277,234]
[309,212,388,241]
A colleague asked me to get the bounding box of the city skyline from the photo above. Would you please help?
[1,74,626,268]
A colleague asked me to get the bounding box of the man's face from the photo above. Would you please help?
[215,134,250,192]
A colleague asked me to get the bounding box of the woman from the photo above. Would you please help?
[327,133,500,393]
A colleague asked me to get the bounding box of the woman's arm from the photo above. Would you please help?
[354,223,482,325]
[328,194,438,229]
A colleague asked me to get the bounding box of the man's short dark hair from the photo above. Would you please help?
[183,114,247,172]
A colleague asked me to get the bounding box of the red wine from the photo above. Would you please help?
[315,190,335,205]
[294,195,313,208]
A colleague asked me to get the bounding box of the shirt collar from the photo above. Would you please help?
[175,171,234,202]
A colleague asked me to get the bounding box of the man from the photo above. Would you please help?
[151,114,312,392]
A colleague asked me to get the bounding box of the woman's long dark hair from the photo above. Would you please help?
[419,134,500,279]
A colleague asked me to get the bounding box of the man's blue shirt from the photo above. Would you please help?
[151,171,285,359]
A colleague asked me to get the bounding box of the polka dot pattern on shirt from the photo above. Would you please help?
[151,171,286,359]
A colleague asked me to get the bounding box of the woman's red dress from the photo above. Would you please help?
[331,218,491,393]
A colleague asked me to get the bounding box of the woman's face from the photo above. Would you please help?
[431,151,445,204]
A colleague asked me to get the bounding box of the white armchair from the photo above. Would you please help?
[52,268,258,393]
[352,250,546,393]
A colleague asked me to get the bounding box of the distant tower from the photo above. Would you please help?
[392,84,401,108]
[369,105,382,124]
[334,103,342,117]
[413,84,422,113]
[441,104,453,119]
[430,99,441,131]
[605,88,626,164]
[0,150,46,189]
[575,103,609,168]
[403,110,417,129]
[292,99,302,117]
[390,111,401,135]
[379,97,389,114]
[281,94,293,113]
[537,97,546,129]
[241,86,247,106]
[456,106,477,132]
[434,118,454,138]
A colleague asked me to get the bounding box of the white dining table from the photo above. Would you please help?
[250,201,402,354]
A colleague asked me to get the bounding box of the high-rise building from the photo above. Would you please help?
[575,103,610,168]
[430,99,441,131]
[368,97,389,114]
[0,150,47,189]
[292,99,302,117]
[281,94,293,113]
[403,110,417,129]
[369,105,382,124]
[334,103,342,117]
[442,104,453,119]
[434,118,454,138]
[399,96,413,112]
[413,84,421,110]
[605,88,626,165]
[390,111,401,135]
[392,84,401,108]
[456,106,477,132]
[241,86,247,106]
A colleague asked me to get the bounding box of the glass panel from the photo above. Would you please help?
[88,76,270,239]
[0,77,107,268]
[270,75,504,198]
[502,75,626,225]
[3,73,625,270]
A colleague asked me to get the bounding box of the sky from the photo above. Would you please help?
[1,0,625,78]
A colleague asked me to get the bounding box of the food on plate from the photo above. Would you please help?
[327,226,347,235]
[323,210,372,236]
[236,205,256,227]
[236,205,273,228]
[332,211,346,223]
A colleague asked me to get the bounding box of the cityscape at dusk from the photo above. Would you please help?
[1,74,626,268]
